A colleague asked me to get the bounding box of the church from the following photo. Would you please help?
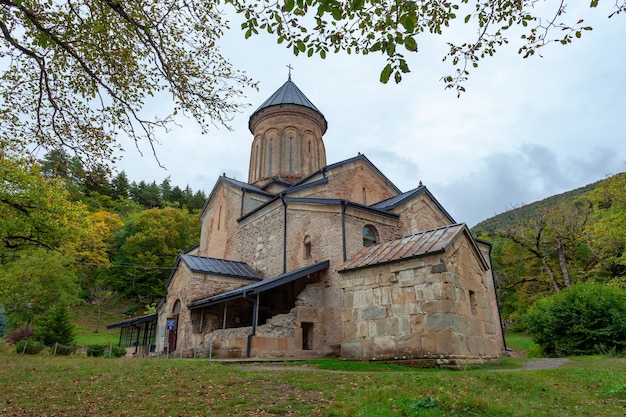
[110,77,505,364]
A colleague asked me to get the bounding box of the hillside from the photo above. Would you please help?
[470,177,609,237]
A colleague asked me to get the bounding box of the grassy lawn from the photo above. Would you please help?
[0,353,624,416]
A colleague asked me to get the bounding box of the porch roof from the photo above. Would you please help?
[187,260,330,310]
[106,313,157,329]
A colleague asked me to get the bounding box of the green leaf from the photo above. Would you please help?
[331,6,342,20]
[380,64,392,84]
[404,36,418,52]
[464,14,471,23]
[284,0,295,12]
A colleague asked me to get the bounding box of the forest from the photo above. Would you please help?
[471,172,626,353]
[0,151,203,333]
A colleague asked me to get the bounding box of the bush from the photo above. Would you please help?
[16,339,45,355]
[86,344,106,357]
[6,326,34,344]
[524,282,626,356]
[109,345,127,358]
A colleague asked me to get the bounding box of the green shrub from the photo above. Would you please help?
[16,339,45,355]
[109,345,127,358]
[524,282,626,356]
[86,344,106,357]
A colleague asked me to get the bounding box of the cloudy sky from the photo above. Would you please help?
[117,4,626,227]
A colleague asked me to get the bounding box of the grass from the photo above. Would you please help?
[0,353,623,416]
[70,298,143,346]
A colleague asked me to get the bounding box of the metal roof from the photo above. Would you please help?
[291,154,402,194]
[370,185,456,224]
[106,313,157,329]
[251,79,323,116]
[339,223,487,271]
[180,254,262,280]
[188,260,330,310]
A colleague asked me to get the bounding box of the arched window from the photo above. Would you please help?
[304,235,312,259]
[362,225,378,247]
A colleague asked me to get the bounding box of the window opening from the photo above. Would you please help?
[304,235,312,259]
[302,322,314,350]
[469,290,478,315]
[363,225,378,247]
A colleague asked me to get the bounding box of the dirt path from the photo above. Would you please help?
[518,358,572,370]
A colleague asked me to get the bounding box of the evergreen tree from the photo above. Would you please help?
[35,302,75,346]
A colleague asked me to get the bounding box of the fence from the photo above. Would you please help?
[16,340,124,358]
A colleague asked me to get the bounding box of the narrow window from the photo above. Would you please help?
[304,235,312,259]
[289,137,293,172]
[362,187,367,205]
[363,225,377,247]
[302,322,314,350]
[269,139,273,174]
[469,290,478,315]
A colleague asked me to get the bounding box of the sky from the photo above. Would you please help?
[117,4,626,227]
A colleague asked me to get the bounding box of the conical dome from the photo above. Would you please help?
[248,79,327,188]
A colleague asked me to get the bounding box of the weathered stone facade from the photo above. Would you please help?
[147,78,505,363]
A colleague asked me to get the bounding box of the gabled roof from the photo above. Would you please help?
[370,185,456,223]
[179,254,262,280]
[290,154,401,194]
[251,79,324,118]
[166,254,261,289]
[200,175,273,217]
[339,223,488,272]
[188,260,330,310]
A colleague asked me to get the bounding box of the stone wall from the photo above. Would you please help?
[339,234,503,363]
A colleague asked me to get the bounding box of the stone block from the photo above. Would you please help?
[438,299,455,314]
[341,308,352,322]
[361,305,386,320]
[404,302,419,315]
[390,259,424,272]
[418,300,438,315]
[437,330,453,355]
[343,291,354,308]
[277,338,288,350]
[371,336,396,357]
[427,313,451,331]
[396,333,421,356]
[421,333,437,354]
[375,318,387,336]
[341,341,363,358]
[387,316,399,336]
[357,321,368,338]
[343,321,357,339]
[442,271,459,285]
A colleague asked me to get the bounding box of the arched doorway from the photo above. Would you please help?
[166,300,181,352]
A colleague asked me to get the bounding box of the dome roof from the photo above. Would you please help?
[249,79,326,123]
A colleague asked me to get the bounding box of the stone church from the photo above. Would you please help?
[111,77,505,364]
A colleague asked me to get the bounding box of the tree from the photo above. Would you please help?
[1,1,623,168]
[0,248,79,328]
[584,173,626,279]
[233,0,624,91]
[0,157,88,250]
[0,0,255,168]
[111,207,200,298]
[34,300,75,346]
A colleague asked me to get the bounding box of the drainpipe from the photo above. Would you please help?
[240,189,246,218]
[280,193,287,273]
[244,293,260,357]
[341,201,347,261]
